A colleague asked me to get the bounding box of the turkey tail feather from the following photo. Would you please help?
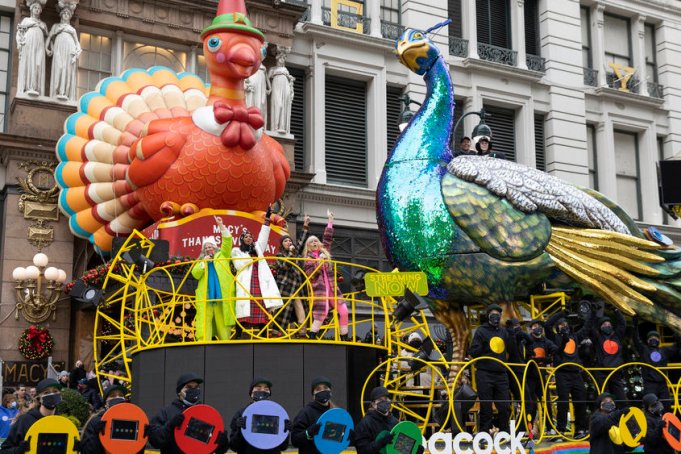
[55,66,209,252]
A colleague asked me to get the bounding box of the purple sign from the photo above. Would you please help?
[241,400,289,450]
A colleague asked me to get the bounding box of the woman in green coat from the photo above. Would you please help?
[191,216,236,341]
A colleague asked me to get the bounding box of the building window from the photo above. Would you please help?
[645,24,657,82]
[604,14,631,67]
[123,41,187,72]
[448,0,462,39]
[325,75,367,186]
[586,124,598,191]
[524,0,539,56]
[386,86,402,152]
[380,0,399,23]
[78,32,112,98]
[0,14,12,131]
[534,114,545,171]
[452,99,465,151]
[614,130,641,220]
[477,0,511,48]
[196,54,210,84]
[290,66,306,171]
[580,6,592,68]
[482,105,516,161]
[658,136,669,225]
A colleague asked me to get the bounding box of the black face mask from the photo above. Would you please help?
[559,326,569,335]
[488,313,501,327]
[648,339,660,348]
[183,388,201,405]
[252,390,271,402]
[651,402,664,416]
[532,328,543,337]
[41,393,62,410]
[314,390,332,404]
[601,326,613,336]
[108,397,126,407]
[602,401,616,413]
[376,400,392,416]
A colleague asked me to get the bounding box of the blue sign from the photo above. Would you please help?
[242,400,289,450]
[313,408,354,454]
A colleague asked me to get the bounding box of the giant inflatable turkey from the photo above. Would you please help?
[56,0,290,252]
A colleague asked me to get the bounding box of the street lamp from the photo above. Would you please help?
[451,108,492,151]
[398,95,422,132]
[13,253,67,323]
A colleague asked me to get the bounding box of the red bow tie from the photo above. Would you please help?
[213,101,265,150]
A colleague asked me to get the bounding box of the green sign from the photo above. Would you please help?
[364,272,428,297]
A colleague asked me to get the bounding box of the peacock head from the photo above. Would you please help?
[395,20,450,75]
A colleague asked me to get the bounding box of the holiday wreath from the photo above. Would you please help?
[18,325,54,360]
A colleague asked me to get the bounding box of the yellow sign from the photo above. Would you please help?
[364,272,428,297]
[620,407,647,448]
[330,0,363,34]
[608,63,636,92]
[25,415,79,454]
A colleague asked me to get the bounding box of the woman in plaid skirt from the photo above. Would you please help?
[303,210,349,340]
[272,215,311,337]
[232,206,283,337]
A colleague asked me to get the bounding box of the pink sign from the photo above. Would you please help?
[145,209,288,258]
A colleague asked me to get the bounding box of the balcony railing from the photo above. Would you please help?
[449,36,468,58]
[321,7,371,34]
[606,72,639,94]
[381,20,404,40]
[583,67,598,87]
[477,42,517,66]
[648,81,664,99]
[526,54,545,72]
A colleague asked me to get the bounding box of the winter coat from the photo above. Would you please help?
[272,228,310,297]
[0,406,18,439]
[148,399,190,454]
[291,400,330,454]
[191,228,236,337]
[590,310,626,369]
[232,223,283,319]
[469,322,510,372]
[352,409,399,454]
[643,411,674,454]
[546,310,590,372]
[304,225,344,320]
[633,328,680,384]
[589,408,628,454]
[0,408,43,454]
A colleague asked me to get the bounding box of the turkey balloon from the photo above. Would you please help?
[376,21,681,359]
[55,0,290,252]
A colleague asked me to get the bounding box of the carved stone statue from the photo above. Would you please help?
[268,46,295,134]
[245,64,271,128]
[16,0,48,97]
[46,0,80,101]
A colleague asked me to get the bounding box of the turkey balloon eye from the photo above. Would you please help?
[207,37,222,53]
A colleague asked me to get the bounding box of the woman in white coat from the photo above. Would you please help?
[232,206,283,336]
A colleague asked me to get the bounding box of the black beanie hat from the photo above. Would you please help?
[647,330,661,340]
[310,376,332,393]
[249,376,273,395]
[369,386,390,401]
[642,393,658,408]
[487,304,502,314]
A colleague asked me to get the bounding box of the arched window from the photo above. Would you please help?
[122,42,187,72]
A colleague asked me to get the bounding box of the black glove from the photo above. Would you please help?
[265,205,273,220]
[73,439,82,452]
[284,419,292,432]
[169,413,185,429]
[18,438,30,453]
[377,432,394,448]
[215,431,228,452]
[94,419,107,435]
[237,416,247,429]
[416,445,425,454]
[143,424,150,438]
[307,422,321,437]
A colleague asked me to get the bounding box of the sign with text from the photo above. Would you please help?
[145,209,287,258]
[2,361,65,387]
[364,272,428,297]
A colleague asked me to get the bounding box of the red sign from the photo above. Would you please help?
[174,404,224,454]
[145,209,287,258]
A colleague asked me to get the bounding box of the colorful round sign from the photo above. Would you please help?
[489,336,505,354]
[385,421,422,454]
[25,415,79,454]
[313,408,354,454]
[650,351,662,363]
[99,402,149,454]
[620,407,647,448]
[663,412,681,450]
[241,400,289,450]
[174,404,224,454]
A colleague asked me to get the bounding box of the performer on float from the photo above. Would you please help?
[271,214,311,337]
[79,385,131,454]
[589,308,628,404]
[290,377,333,453]
[589,393,628,454]
[0,378,62,453]
[303,210,349,340]
[352,387,398,454]
[232,206,283,336]
[192,216,236,341]
[641,393,672,454]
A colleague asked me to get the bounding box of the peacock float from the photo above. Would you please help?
[377,21,681,361]
[55,0,290,253]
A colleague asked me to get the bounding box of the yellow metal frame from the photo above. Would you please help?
[528,292,567,320]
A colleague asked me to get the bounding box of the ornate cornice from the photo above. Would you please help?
[299,183,376,209]
[0,133,57,166]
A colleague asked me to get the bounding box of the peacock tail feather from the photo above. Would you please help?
[55,66,208,252]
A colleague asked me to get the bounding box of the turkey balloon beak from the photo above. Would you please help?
[227,43,259,75]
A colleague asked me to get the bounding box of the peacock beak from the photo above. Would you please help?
[397,40,427,72]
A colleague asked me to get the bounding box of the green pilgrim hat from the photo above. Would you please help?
[201,0,265,41]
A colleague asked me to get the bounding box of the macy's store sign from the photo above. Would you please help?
[424,422,526,454]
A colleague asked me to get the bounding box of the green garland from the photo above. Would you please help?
[18,325,54,360]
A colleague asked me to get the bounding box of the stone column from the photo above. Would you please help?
[591,3,607,87]
[640,123,661,223]
[656,21,681,158]
[310,45,326,184]
[368,0,381,38]
[512,0,528,69]
[632,15,649,96]
[310,0,323,25]
[595,117,617,200]
[463,0,479,59]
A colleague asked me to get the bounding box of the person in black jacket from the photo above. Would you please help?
[353,387,399,454]
[633,317,680,409]
[589,393,628,454]
[148,372,227,454]
[469,304,511,433]
[80,385,134,454]
[545,310,589,438]
[505,318,524,409]
[229,377,289,454]
[641,393,674,454]
[589,308,627,404]
[79,378,103,412]
[0,379,64,454]
[69,360,86,390]
[291,377,334,454]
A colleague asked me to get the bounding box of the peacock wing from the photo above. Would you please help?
[55,66,209,253]
[441,172,551,261]
[446,155,630,234]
